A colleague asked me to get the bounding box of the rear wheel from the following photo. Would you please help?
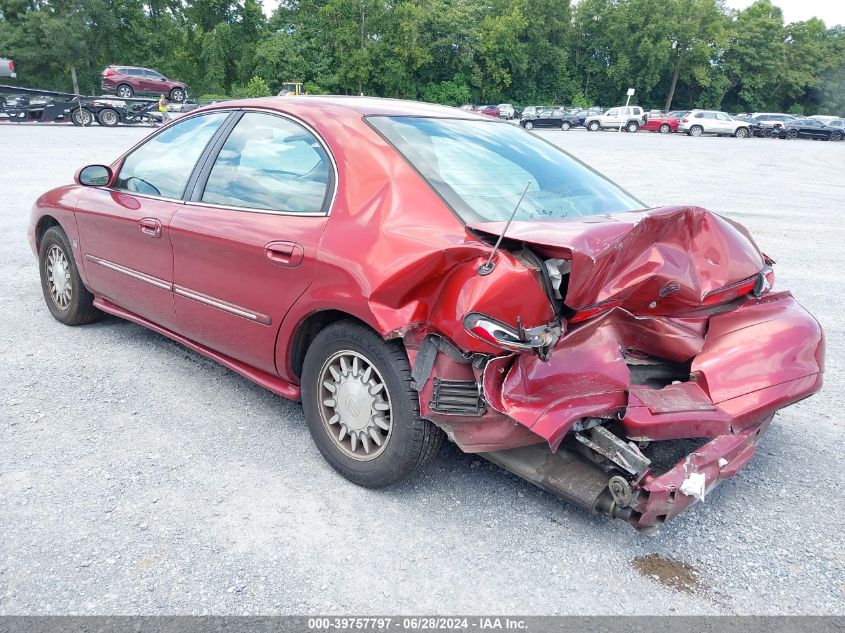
[689,125,703,137]
[38,226,101,326]
[561,121,571,131]
[97,108,120,127]
[302,321,444,487]
[169,88,185,103]
[71,107,94,127]
[116,84,134,99]
[659,123,670,134]
[626,121,639,133]
[587,121,600,131]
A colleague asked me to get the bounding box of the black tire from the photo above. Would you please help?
[587,121,600,131]
[735,127,749,138]
[116,84,134,99]
[689,125,703,137]
[626,121,639,133]
[786,129,798,140]
[302,321,444,487]
[169,88,186,103]
[38,226,101,326]
[523,121,534,130]
[831,132,842,142]
[561,121,571,131]
[659,123,670,134]
[71,108,95,127]
[97,108,120,127]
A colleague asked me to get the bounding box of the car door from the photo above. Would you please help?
[603,108,620,127]
[714,112,733,133]
[143,69,167,94]
[169,110,334,375]
[75,111,230,331]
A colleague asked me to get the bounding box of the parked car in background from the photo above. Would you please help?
[497,104,516,120]
[776,118,843,141]
[584,106,644,132]
[807,115,839,124]
[743,116,775,138]
[520,107,580,130]
[27,96,823,531]
[459,104,474,111]
[101,65,188,102]
[824,118,844,130]
[641,111,685,133]
[749,113,797,130]
[0,57,16,78]
[679,110,751,137]
[476,105,500,118]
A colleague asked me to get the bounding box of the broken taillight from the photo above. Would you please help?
[463,313,560,353]
[568,299,624,324]
[702,269,773,306]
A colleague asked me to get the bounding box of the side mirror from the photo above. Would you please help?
[76,164,112,187]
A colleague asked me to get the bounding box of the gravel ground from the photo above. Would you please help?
[1,123,842,615]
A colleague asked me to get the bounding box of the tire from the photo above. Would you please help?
[301,321,444,487]
[831,132,842,142]
[659,123,670,134]
[735,127,749,138]
[169,88,186,103]
[38,226,101,326]
[116,84,134,99]
[689,125,703,137]
[626,121,639,133]
[97,108,120,127]
[523,121,534,130]
[587,121,600,131]
[786,129,798,140]
[71,107,94,127]
[561,121,571,131]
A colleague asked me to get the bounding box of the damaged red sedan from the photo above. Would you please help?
[28,97,824,530]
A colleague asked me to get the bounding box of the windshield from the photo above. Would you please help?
[368,116,644,223]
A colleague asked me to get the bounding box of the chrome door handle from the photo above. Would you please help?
[139,218,162,238]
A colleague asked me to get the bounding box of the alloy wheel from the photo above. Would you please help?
[690,126,703,137]
[317,350,392,461]
[170,89,185,102]
[45,244,72,310]
[116,85,133,98]
[660,124,670,134]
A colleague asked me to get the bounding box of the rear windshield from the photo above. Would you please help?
[368,116,643,223]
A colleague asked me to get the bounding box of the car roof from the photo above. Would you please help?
[196,96,488,121]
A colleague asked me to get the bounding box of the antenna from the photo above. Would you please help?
[478,180,532,276]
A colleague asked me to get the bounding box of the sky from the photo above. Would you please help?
[723,0,845,26]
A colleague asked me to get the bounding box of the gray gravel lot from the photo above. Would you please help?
[1,123,842,615]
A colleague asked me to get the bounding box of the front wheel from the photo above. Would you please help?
[523,121,534,130]
[735,127,749,138]
[659,123,670,134]
[38,226,102,326]
[71,108,94,127]
[587,121,600,131]
[302,321,444,487]
[831,132,842,142]
[626,121,639,133]
[169,88,185,103]
[786,129,798,140]
[561,121,571,131]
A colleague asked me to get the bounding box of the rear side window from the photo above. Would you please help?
[115,112,228,198]
[200,112,331,213]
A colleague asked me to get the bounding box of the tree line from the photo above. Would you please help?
[1,0,844,114]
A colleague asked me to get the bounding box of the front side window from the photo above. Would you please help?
[369,116,643,223]
[115,112,228,198]
[606,109,619,117]
[201,112,331,213]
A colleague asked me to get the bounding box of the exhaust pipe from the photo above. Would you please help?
[481,443,629,519]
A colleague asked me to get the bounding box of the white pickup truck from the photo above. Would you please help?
[584,106,645,132]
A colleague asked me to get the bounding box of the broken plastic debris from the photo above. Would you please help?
[679,471,707,501]
[718,458,728,468]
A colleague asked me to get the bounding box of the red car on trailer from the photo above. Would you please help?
[28,97,823,530]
